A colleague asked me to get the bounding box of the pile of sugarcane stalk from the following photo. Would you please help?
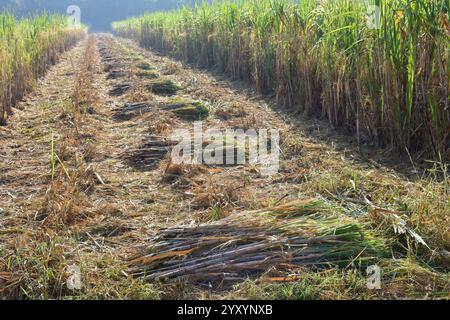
[114,102,154,120]
[109,83,132,96]
[161,100,209,121]
[123,135,177,170]
[127,200,388,283]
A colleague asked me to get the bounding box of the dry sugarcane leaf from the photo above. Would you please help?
[262,275,303,283]
[372,208,430,249]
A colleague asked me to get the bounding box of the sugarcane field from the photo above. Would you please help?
[0,0,449,303]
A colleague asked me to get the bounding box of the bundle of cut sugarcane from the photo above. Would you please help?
[122,135,177,170]
[127,200,388,283]
[109,83,132,96]
[146,80,181,96]
[114,102,154,120]
[107,70,127,80]
[161,100,209,121]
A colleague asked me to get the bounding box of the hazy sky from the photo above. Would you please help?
[0,0,186,31]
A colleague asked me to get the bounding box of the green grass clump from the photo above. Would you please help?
[137,70,160,79]
[113,0,449,159]
[146,80,181,96]
[136,61,156,70]
[163,99,209,120]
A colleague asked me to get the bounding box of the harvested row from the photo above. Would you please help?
[98,34,184,99]
[73,36,99,113]
[0,37,105,298]
[42,35,102,228]
[0,13,85,124]
[113,0,450,159]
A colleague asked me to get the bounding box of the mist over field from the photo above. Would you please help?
[0,0,182,31]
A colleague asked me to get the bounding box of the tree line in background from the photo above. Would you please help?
[0,0,184,31]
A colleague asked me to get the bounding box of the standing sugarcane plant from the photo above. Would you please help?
[113,0,449,159]
[0,13,85,124]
